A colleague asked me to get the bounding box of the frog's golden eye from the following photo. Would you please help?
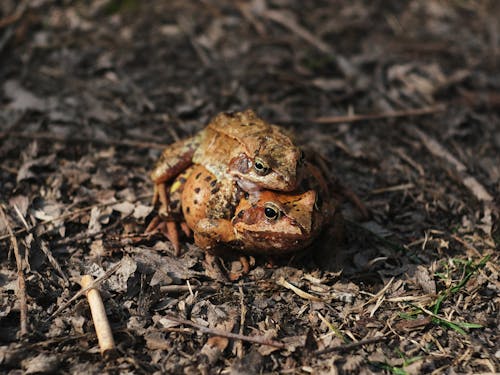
[253,157,270,176]
[264,202,281,220]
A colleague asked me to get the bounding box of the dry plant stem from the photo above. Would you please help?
[0,130,167,150]
[81,275,116,357]
[314,104,445,124]
[0,0,28,28]
[236,284,246,358]
[315,335,389,355]
[408,125,493,203]
[164,315,287,349]
[263,9,355,77]
[159,282,263,294]
[12,203,69,283]
[0,205,28,336]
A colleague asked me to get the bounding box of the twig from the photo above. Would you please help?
[263,10,355,78]
[12,203,69,283]
[0,130,167,150]
[408,125,493,203]
[314,335,389,355]
[163,315,287,349]
[53,214,127,246]
[371,183,415,195]
[313,104,445,124]
[81,275,116,357]
[176,15,210,66]
[0,205,28,336]
[47,261,123,320]
[236,283,246,358]
[159,284,218,294]
[276,276,324,302]
[392,147,425,176]
[450,234,482,258]
[0,0,28,28]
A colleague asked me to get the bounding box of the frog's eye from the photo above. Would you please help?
[253,157,270,176]
[264,202,281,220]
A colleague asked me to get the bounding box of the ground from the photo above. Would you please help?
[0,1,499,374]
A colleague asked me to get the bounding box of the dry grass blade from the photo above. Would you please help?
[0,131,167,150]
[314,336,389,355]
[0,204,28,336]
[314,105,445,124]
[0,0,29,28]
[276,276,324,302]
[12,203,69,283]
[408,125,493,202]
[262,10,355,77]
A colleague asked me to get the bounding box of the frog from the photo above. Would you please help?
[176,163,339,256]
[150,109,303,220]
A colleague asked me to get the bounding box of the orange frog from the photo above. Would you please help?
[168,163,341,257]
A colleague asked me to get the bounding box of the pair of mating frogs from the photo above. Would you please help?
[148,110,342,261]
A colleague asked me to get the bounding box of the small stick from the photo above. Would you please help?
[80,275,116,357]
[315,335,389,355]
[164,315,287,349]
[12,203,69,283]
[0,0,28,28]
[159,285,217,294]
[0,130,167,150]
[0,205,28,337]
[313,104,445,124]
[408,125,493,202]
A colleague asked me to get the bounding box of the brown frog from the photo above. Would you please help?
[174,163,339,256]
[150,110,303,218]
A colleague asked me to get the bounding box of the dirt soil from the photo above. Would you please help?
[0,1,499,374]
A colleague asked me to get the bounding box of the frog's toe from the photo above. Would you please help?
[145,216,183,256]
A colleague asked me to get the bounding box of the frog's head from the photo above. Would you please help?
[212,110,303,192]
[228,130,304,192]
[231,189,322,254]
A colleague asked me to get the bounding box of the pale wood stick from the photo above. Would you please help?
[80,275,116,357]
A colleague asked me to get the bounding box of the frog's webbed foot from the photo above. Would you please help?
[147,183,190,256]
[145,217,182,256]
[204,254,251,281]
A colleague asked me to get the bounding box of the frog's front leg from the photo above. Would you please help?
[194,219,251,280]
[193,218,238,252]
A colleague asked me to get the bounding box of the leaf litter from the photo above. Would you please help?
[0,0,498,373]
